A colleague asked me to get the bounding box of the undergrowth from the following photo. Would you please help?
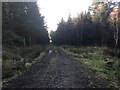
[2,45,47,80]
[62,45,119,88]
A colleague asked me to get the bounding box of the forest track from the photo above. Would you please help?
[2,46,117,89]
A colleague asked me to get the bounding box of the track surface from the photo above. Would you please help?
[3,47,115,88]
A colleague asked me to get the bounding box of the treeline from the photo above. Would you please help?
[3,2,49,47]
[51,1,120,48]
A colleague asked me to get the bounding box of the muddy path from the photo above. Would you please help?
[2,47,117,89]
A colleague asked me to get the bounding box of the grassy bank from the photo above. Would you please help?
[2,45,47,81]
[61,46,119,88]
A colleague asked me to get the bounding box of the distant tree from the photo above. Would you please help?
[51,0,120,50]
[54,18,68,45]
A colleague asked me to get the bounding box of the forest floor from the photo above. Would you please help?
[2,46,119,89]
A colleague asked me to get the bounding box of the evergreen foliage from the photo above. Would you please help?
[2,2,49,47]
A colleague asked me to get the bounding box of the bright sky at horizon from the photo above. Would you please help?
[37,0,92,32]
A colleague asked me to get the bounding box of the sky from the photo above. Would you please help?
[37,0,92,32]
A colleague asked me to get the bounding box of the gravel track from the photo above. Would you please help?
[2,47,117,89]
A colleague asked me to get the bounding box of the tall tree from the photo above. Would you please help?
[109,2,120,48]
[2,2,49,47]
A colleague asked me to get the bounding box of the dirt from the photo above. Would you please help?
[2,47,118,89]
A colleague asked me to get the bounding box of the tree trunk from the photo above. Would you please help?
[23,37,26,47]
[29,33,32,46]
[81,23,83,45]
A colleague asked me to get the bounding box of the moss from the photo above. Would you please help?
[2,61,16,78]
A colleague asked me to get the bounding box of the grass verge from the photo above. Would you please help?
[61,45,119,88]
